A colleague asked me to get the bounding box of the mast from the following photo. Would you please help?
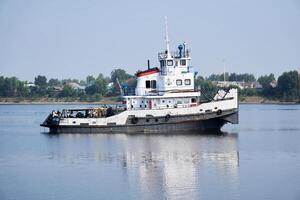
[223,58,226,82]
[165,16,171,58]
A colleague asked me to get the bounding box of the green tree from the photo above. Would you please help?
[16,81,29,97]
[3,77,18,96]
[58,85,76,97]
[85,73,108,96]
[111,69,133,83]
[0,76,28,97]
[277,70,299,101]
[207,73,256,82]
[34,75,47,88]
[257,73,276,97]
[195,76,218,100]
[0,76,4,96]
[110,69,134,95]
[258,74,275,88]
[33,75,48,96]
[86,75,96,86]
[48,78,61,86]
[207,73,225,81]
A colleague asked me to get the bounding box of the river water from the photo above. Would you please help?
[0,104,299,200]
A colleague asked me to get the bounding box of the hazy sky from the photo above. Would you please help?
[0,0,300,81]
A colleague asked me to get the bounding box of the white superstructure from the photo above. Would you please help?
[125,42,199,111]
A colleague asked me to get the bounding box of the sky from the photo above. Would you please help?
[0,0,300,81]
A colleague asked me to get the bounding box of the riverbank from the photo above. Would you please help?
[1,96,298,105]
[239,96,299,104]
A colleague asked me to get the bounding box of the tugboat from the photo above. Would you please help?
[41,29,238,133]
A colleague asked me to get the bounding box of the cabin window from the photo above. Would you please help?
[151,80,156,89]
[184,79,191,85]
[167,60,173,66]
[180,59,186,66]
[146,80,151,88]
[176,79,182,86]
[184,98,189,103]
[160,60,166,67]
[191,98,197,103]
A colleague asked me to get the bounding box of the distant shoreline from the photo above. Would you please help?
[0,96,298,105]
[238,96,299,105]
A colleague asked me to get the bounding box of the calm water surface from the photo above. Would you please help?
[0,104,300,200]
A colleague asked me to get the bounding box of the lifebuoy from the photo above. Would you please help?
[131,117,138,124]
[165,114,171,121]
[217,109,222,115]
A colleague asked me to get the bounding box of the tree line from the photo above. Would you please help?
[0,69,299,102]
[196,71,300,102]
[0,69,134,101]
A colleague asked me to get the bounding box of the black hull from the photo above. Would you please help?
[42,110,238,134]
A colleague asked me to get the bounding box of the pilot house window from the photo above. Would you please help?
[180,59,186,66]
[167,60,173,66]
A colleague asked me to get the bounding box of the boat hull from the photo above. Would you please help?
[43,109,238,134]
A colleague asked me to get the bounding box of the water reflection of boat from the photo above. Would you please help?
[44,132,239,198]
[121,133,240,199]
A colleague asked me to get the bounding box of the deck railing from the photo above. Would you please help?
[158,49,190,59]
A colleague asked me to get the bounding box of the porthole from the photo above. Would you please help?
[176,79,182,86]
[155,119,158,122]
[184,79,191,85]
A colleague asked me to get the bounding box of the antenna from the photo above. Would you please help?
[165,16,171,58]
